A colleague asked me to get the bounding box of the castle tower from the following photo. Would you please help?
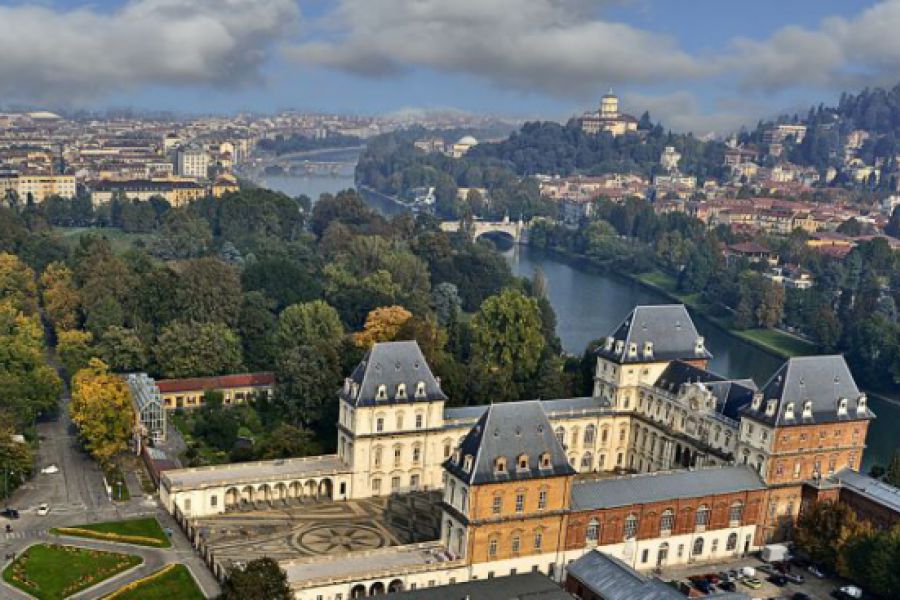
[600,91,619,119]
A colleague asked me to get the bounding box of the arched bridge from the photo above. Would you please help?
[439,217,528,244]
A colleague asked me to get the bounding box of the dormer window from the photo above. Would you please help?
[517,454,529,471]
[539,453,552,469]
[837,398,848,415]
[627,343,638,357]
[695,336,705,354]
[643,341,654,358]
[494,457,507,474]
[396,383,407,400]
[604,336,614,351]
[784,402,795,420]
[351,382,359,399]
[857,395,867,414]
[614,340,624,355]
[765,400,777,416]
[751,393,762,411]
[343,378,351,394]
[802,401,813,418]
[463,454,473,473]
[452,450,461,465]
[415,381,426,398]
[376,384,387,400]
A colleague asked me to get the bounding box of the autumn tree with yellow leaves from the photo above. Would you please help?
[70,359,133,468]
[353,305,412,348]
[39,261,81,332]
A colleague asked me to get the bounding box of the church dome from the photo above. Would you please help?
[457,135,478,146]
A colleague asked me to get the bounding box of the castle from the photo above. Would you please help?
[159,304,878,599]
[580,92,639,136]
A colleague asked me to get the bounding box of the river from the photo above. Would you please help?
[259,150,897,472]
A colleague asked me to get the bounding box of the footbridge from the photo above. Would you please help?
[439,216,529,243]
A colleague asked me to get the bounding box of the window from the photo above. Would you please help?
[599,454,606,468]
[555,427,565,445]
[515,492,525,513]
[601,427,609,443]
[586,519,599,545]
[624,514,638,539]
[410,474,420,488]
[396,413,404,430]
[726,532,738,551]
[495,456,507,473]
[443,441,452,458]
[394,445,402,466]
[517,454,529,470]
[660,509,674,535]
[210,495,217,507]
[488,537,498,558]
[396,383,407,400]
[538,489,547,510]
[376,384,387,400]
[711,538,719,554]
[372,478,381,493]
[412,446,421,464]
[492,495,502,515]
[415,413,423,429]
[641,549,649,563]
[374,446,383,468]
[391,476,400,490]
[534,531,543,550]
[463,455,473,472]
[729,502,743,525]
[695,505,710,529]
[581,453,593,470]
[511,534,521,554]
[539,453,552,469]
[584,425,596,444]
[376,418,384,433]
[692,537,704,556]
[415,381,426,397]
[461,489,468,512]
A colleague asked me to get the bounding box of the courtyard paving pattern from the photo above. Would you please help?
[196,492,442,566]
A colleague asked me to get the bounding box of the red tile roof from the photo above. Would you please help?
[156,372,275,394]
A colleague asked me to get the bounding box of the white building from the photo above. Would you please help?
[177,145,210,179]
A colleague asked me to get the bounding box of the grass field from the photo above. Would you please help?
[52,517,171,548]
[102,564,203,600]
[2,543,141,600]
[731,327,818,357]
[56,226,158,254]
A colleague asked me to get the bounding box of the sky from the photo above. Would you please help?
[2,0,899,134]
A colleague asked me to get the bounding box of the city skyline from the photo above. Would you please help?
[2,0,897,134]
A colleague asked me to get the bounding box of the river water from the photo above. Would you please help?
[260,149,897,472]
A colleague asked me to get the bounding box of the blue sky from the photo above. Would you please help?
[1,0,896,134]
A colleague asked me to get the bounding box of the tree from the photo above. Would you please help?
[152,210,213,259]
[793,500,871,576]
[0,410,32,500]
[98,326,147,372]
[843,525,900,599]
[756,279,785,328]
[242,257,321,310]
[238,292,278,371]
[353,305,413,348]
[275,342,342,426]
[432,282,461,326]
[39,262,81,331]
[276,300,344,351]
[0,252,38,315]
[887,448,900,487]
[154,321,244,378]
[175,258,242,327]
[470,288,545,402]
[57,329,97,379]
[258,423,321,459]
[220,557,292,600]
[70,359,133,467]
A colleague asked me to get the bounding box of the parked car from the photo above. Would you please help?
[742,577,763,590]
[768,574,789,587]
[808,565,826,578]
[40,465,59,475]
[36,503,50,516]
[835,585,863,599]
[784,571,806,584]
[719,581,737,592]
[1,508,19,519]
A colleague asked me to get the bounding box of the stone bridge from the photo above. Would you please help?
[439,217,528,243]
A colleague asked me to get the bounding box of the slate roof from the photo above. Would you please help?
[833,468,900,515]
[570,465,766,511]
[443,397,611,427]
[705,379,757,420]
[445,400,575,485]
[387,572,572,600]
[741,355,874,426]
[341,341,447,407]
[566,550,685,600]
[597,305,712,364]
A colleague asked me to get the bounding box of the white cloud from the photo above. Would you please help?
[0,0,299,104]
[727,0,900,93]
[621,91,770,137]
[285,0,709,99]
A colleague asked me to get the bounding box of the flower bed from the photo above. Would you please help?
[2,543,142,600]
[51,517,171,548]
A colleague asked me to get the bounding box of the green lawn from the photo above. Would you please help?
[731,327,818,357]
[56,226,158,254]
[103,564,203,600]
[2,543,142,600]
[52,517,171,548]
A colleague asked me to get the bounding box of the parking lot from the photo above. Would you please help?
[658,555,850,599]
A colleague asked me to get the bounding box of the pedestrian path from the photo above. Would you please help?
[2,529,48,541]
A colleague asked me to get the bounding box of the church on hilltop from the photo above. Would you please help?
[580,91,639,136]
[156,304,893,599]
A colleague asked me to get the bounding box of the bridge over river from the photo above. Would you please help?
[439,216,529,244]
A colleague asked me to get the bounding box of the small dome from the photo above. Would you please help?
[457,135,478,146]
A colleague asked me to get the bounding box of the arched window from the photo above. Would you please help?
[601,427,609,444]
[624,514,638,539]
[584,425,596,444]
[726,532,738,552]
[695,505,710,529]
[488,536,498,558]
[692,537,704,556]
[376,417,385,433]
[396,383,407,400]
[555,426,566,445]
[443,439,452,458]
[373,446,383,468]
[539,452,552,469]
[495,456,507,473]
[412,444,421,464]
[533,529,543,551]
[415,381,426,398]
[586,519,600,545]
[581,452,593,470]
[659,509,675,535]
[511,532,521,554]
[517,454,529,470]
[729,501,744,525]
[460,488,468,513]
[571,427,579,447]
[376,384,387,400]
